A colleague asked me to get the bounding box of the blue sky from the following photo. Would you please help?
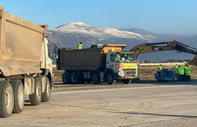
[1,0,197,35]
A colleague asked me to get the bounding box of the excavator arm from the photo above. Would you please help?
[130,40,197,56]
[130,40,197,65]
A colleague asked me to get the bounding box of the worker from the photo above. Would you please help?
[178,66,185,81]
[77,42,83,49]
[157,64,163,77]
[121,54,126,61]
[185,65,191,81]
[114,55,118,62]
[128,55,133,61]
[172,65,179,80]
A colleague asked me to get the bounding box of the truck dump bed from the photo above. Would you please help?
[0,6,47,76]
[57,48,104,70]
[57,44,127,71]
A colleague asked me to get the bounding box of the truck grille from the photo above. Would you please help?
[124,69,136,77]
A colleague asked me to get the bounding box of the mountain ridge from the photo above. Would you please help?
[52,22,153,41]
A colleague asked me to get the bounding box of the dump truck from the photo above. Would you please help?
[57,44,138,85]
[0,5,53,117]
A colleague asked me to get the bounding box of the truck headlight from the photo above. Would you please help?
[118,69,124,77]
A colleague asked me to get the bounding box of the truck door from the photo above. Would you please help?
[44,38,53,71]
[106,52,119,73]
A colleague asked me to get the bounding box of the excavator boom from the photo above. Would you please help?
[130,40,197,65]
[130,40,197,56]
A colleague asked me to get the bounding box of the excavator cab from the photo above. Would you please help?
[189,56,197,66]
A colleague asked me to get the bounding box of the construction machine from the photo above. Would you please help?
[130,40,197,81]
[0,5,53,117]
[57,44,138,85]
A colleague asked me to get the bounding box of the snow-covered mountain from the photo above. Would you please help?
[52,22,154,41]
[47,22,197,62]
[47,22,155,51]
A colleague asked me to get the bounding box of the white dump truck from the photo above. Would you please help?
[0,5,53,117]
[57,44,138,85]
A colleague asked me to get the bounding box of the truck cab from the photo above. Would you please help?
[40,38,54,92]
[41,38,53,76]
[92,44,138,84]
[106,52,138,78]
[105,51,138,84]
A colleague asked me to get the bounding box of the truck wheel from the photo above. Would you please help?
[62,72,70,84]
[11,80,24,113]
[29,78,41,106]
[0,81,14,117]
[70,72,79,84]
[91,71,100,84]
[123,79,130,84]
[41,77,51,102]
[106,72,114,85]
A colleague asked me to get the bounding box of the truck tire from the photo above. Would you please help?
[106,72,114,85]
[11,80,24,113]
[0,81,14,117]
[70,71,79,84]
[91,71,100,84]
[41,77,51,102]
[62,72,70,84]
[29,78,41,106]
[123,79,130,84]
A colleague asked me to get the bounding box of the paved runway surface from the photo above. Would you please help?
[1,82,197,127]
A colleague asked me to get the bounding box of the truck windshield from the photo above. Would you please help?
[119,54,136,63]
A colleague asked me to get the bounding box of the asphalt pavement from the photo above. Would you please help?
[0,81,197,127]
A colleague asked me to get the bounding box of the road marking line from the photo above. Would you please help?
[52,85,186,95]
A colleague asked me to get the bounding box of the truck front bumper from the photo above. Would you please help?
[118,69,137,79]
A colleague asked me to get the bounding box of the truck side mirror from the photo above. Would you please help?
[48,51,52,59]
[54,46,58,58]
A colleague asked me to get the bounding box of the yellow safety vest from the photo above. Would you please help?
[178,67,184,75]
[77,43,83,49]
[185,67,191,76]
[173,66,178,75]
[158,66,162,72]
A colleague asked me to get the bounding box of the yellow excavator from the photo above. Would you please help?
[130,40,197,65]
[130,40,197,81]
